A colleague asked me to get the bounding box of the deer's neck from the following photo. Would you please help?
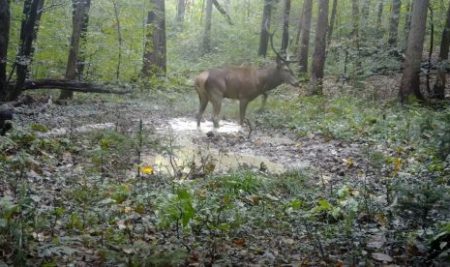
[257,67,282,92]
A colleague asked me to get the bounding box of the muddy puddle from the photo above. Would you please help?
[143,117,310,176]
[36,116,310,175]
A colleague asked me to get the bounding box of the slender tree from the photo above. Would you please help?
[294,5,304,51]
[202,0,213,53]
[10,0,45,101]
[281,0,291,55]
[388,0,402,48]
[176,0,186,27]
[399,0,429,102]
[59,0,91,100]
[351,0,362,74]
[360,0,371,41]
[327,0,338,46]
[298,0,313,73]
[142,0,167,78]
[310,0,329,94]
[432,1,450,99]
[376,0,384,29]
[258,0,274,57]
[0,0,10,100]
[112,0,123,80]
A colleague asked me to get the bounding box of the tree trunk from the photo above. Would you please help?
[281,0,291,55]
[388,0,402,48]
[432,1,450,99]
[212,0,233,25]
[258,0,273,57]
[294,6,304,52]
[361,0,371,21]
[402,0,412,50]
[351,0,362,75]
[0,0,10,101]
[327,0,338,46]
[59,0,91,100]
[310,0,329,95]
[224,0,231,14]
[376,0,384,29]
[142,0,167,78]
[176,0,186,27]
[361,0,371,40]
[112,0,122,80]
[17,79,131,94]
[202,0,213,53]
[9,0,44,101]
[298,0,313,73]
[399,0,429,103]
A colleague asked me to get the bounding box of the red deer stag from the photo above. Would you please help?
[195,44,298,128]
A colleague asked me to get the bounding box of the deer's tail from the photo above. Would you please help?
[195,70,209,101]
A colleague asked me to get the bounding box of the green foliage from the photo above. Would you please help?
[157,186,195,230]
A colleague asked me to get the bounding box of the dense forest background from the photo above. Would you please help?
[1,0,450,266]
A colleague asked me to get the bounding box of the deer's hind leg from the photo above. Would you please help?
[210,92,223,128]
[196,93,209,127]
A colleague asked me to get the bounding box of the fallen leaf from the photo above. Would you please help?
[232,238,246,247]
[371,252,393,262]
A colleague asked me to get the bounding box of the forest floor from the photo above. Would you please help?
[1,77,449,266]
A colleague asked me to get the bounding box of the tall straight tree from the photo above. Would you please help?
[310,0,329,94]
[399,0,429,102]
[327,0,338,46]
[403,0,412,49]
[202,0,213,53]
[142,0,167,78]
[361,0,371,40]
[59,0,91,100]
[298,0,313,73]
[376,0,384,29]
[176,0,186,27]
[388,0,402,48]
[0,0,10,100]
[281,0,291,55]
[258,0,274,57]
[351,0,362,74]
[432,1,450,99]
[10,0,45,101]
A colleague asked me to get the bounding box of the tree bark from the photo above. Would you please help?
[298,0,313,73]
[9,0,44,101]
[399,0,429,103]
[202,0,213,53]
[112,0,122,80]
[388,0,402,48]
[281,0,291,55]
[0,0,10,101]
[59,0,91,100]
[361,0,371,40]
[212,0,233,25]
[376,0,384,29]
[432,1,450,99]
[310,0,329,94]
[403,0,412,50]
[327,0,338,46]
[17,79,131,94]
[176,0,186,27]
[142,0,167,78]
[258,0,273,57]
[351,0,362,74]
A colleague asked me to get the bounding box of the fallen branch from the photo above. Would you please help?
[212,0,233,25]
[12,79,132,94]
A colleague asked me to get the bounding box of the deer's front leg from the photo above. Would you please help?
[239,99,250,126]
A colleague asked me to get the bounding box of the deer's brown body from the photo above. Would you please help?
[195,61,299,128]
